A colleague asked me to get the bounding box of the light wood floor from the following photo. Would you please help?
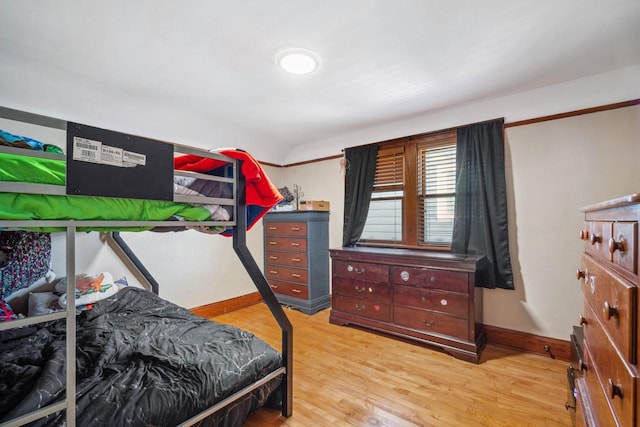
[213,303,572,427]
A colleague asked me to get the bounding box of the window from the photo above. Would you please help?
[361,147,404,241]
[361,130,457,250]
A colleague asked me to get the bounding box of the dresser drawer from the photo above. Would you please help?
[580,343,621,427]
[390,266,468,293]
[265,237,307,252]
[266,250,308,268]
[264,221,307,237]
[393,306,468,340]
[582,304,637,427]
[266,265,308,284]
[268,279,309,299]
[332,259,389,283]
[332,276,391,302]
[580,254,636,362]
[394,286,468,318]
[584,221,613,262]
[611,221,637,276]
[332,295,391,322]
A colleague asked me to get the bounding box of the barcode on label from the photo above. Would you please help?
[76,142,98,150]
[81,149,98,159]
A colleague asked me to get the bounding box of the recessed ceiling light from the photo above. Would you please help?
[275,48,320,75]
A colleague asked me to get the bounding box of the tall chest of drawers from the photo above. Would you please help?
[263,211,330,315]
[329,247,486,363]
[576,193,640,426]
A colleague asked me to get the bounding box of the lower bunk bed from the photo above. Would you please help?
[0,112,292,427]
[1,286,283,427]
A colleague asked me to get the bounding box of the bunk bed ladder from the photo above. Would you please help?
[232,165,293,418]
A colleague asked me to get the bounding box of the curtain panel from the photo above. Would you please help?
[451,119,514,290]
[342,144,378,247]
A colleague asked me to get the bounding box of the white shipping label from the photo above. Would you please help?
[123,150,146,166]
[101,145,124,167]
[73,137,101,163]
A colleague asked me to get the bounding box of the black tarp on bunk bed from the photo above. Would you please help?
[0,111,292,427]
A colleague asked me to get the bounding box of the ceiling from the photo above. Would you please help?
[1,1,639,164]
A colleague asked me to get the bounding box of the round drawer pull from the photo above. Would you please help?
[576,268,586,280]
[608,378,623,399]
[578,314,587,325]
[589,233,601,245]
[603,301,618,320]
[608,237,625,254]
[579,229,590,240]
[400,271,410,281]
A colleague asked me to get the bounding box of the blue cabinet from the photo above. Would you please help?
[263,211,330,314]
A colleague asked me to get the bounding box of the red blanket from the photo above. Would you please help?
[174,149,282,234]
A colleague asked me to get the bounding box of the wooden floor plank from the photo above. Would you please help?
[213,304,571,427]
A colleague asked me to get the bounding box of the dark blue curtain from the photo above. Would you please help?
[451,119,514,290]
[342,144,378,247]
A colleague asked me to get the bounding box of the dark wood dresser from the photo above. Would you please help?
[575,193,640,426]
[263,211,330,314]
[329,247,486,363]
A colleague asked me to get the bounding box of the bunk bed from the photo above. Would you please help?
[0,108,293,427]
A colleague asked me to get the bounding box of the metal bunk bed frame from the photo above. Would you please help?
[0,107,293,426]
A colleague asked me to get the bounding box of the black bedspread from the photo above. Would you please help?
[0,287,282,426]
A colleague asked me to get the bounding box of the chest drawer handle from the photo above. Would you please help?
[269,241,278,245]
[355,286,366,293]
[603,301,618,320]
[589,233,601,245]
[355,304,366,311]
[292,289,302,293]
[608,237,625,254]
[421,319,435,327]
[290,243,301,247]
[269,255,279,260]
[290,227,301,231]
[579,229,590,240]
[578,314,587,326]
[291,258,301,262]
[576,268,586,280]
[268,226,279,230]
[269,270,279,275]
[291,273,302,278]
[608,378,623,400]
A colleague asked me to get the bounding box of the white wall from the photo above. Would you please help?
[284,64,640,164]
